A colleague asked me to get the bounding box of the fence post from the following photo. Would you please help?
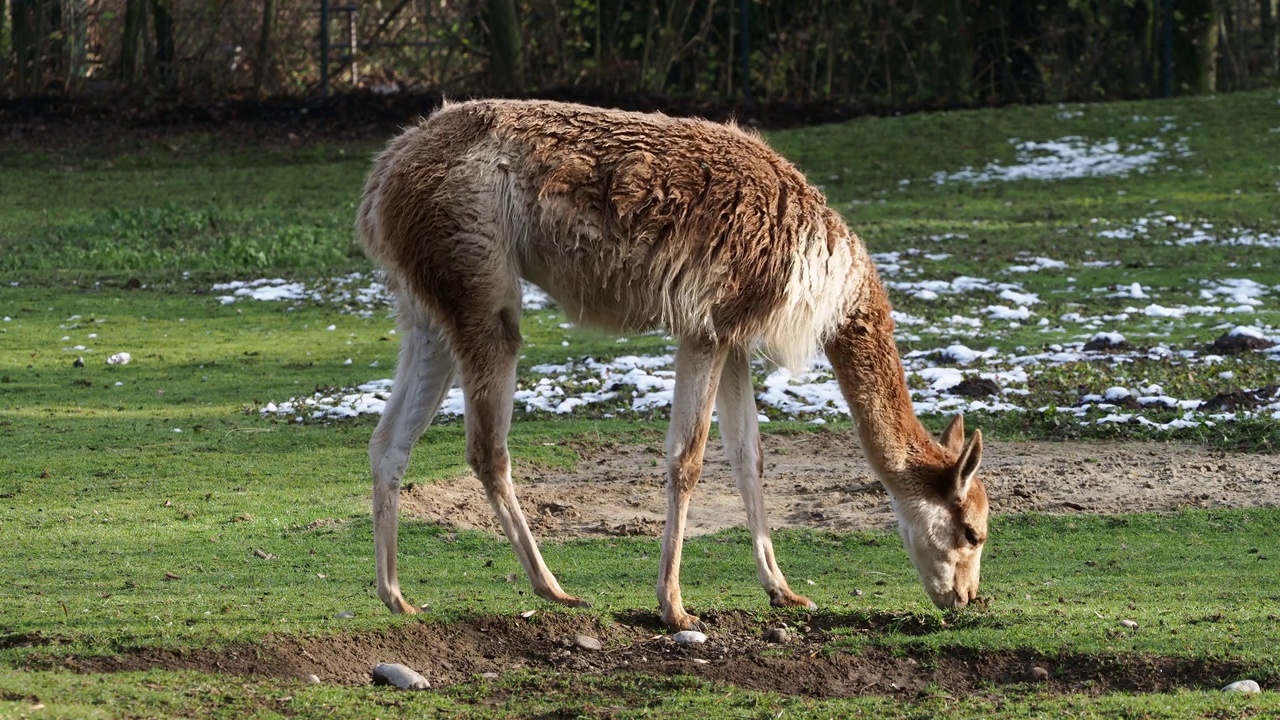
[319,0,330,97]
[739,0,750,104]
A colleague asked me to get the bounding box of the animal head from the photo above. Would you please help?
[890,414,988,610]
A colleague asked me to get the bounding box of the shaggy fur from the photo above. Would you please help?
[358,99,990,628]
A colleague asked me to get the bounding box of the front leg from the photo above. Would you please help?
[716,347,815,610]
[657,340,729,631]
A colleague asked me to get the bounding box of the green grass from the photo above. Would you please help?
[4,90,1280,716]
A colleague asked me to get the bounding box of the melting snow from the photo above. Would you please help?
[932,132,1190,185]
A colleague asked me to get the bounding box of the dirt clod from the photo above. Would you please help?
[1210,332,1275,354]
[762,627,791,643]
[1031,666,1050,681]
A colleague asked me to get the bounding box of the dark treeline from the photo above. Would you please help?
[2,0,1277,107]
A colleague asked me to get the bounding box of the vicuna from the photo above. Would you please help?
[358,99,989,630]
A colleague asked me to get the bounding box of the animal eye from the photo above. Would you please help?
[964,527,981,546]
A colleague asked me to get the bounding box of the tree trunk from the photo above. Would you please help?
[483,0,523,93]
[925,0,972,103]
[150,0,175,91]
[0,0,8,84]
[1173,0,1219,93]
[254,0,275,94]
[1262,0,1279,76]
[10,0,40,92]
[119,0,145,86]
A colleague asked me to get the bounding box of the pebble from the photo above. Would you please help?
[1222,680,1261,693]
[573,635,602,651]
[1118,619,1139,629]
[372,662,430,690]
[334,611,355,619]
[1030,666,1050,681]
[761,627,791,644]
[672,630,707,645]
[305,674,321,684]
[106,352,132,365]
[691,658,709,665]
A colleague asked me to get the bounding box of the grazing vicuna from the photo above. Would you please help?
[358,99,989,630]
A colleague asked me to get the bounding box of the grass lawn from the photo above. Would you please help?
[2,89,1280,717]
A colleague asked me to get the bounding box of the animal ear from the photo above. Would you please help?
[939,414,965,455]
[951,429,983,503]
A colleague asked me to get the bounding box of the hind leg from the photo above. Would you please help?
[371,302,457,614]
[454,296,587,608]
[717,347,815,610]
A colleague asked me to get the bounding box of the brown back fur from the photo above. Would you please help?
[357,99,871,370]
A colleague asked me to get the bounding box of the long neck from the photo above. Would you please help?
[824,275,939,485]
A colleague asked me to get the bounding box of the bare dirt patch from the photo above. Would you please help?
[403,433,1280,539]
[56,610,1269,697]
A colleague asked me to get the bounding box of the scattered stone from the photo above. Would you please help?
[371,662,430,690]
[761,627,791,644]
[573,635,602,651]
[853,588,864,597]
[672,630,707,645]
[1118,619,1139,629]
[1222,680,1261,694]
[480,672,499,680]
[949,377,1002,398]
[334,611,355,619]
[305,674,321,684]
[106,352,132,366]
[1030,666,1050,681]
[691,658,709,665]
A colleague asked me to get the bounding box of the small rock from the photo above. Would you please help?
[853,588,864,597]
[573,635,602,651]
[305,674,321,684]
[106,352,132,365]
[334,611,355,619]
[691,658,709,664]
[481,672,499,680]
[372,662,430,690]
[761,627,791,644]
[1118,619,1139,629]
[1030,666,1050,681]
[672,630,707,645]
[1222,680,1261,694]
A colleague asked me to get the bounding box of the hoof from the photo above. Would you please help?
[388,597,422,615]
[663,612,706,632]
[537,589,592,609]
[770,591,817,610]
